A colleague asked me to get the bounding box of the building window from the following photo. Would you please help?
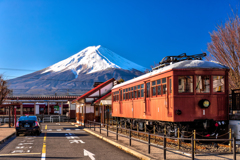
[178,76,193,93]
[213,76,225,92]
[196,76,210,93]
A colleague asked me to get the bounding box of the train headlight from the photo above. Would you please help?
[199,99,210,108]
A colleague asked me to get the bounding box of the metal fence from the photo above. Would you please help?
[87,120,238,160]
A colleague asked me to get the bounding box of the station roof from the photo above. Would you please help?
[94,92,111,104]
[6,96,79,101]
[73,78,115,102]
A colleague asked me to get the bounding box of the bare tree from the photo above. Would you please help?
[207,13,240,90]
[0,75,10,105]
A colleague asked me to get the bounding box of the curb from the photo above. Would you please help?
[0,132,16,144]
[83,128,152,160]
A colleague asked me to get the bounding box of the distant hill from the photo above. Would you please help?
[8,45,146,96]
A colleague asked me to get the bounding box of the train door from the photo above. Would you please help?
[146,82,151,115]
[167,77,172,117]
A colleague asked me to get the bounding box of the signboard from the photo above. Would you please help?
[54,106,59,114]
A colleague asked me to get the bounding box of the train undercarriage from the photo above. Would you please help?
[117,117,229,138]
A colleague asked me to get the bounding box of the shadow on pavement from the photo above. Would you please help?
[0,135,16,151]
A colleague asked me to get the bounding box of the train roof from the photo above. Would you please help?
[112,60,229,89]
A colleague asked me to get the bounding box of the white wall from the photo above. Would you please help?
[100,82,113,96]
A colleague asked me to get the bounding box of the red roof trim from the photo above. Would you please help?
[73,78,115,102]
[94,92,111,104]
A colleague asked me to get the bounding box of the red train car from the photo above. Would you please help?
[112,54,229,137]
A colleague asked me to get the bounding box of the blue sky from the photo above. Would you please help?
[0,0,239,79]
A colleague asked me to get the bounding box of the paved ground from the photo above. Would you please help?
[0,123,138,160]
[0,124,15,142]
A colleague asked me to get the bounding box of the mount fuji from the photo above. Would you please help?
[8,45,147,96]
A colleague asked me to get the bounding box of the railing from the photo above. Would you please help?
[87,120,238,160]
[50,115,60,123]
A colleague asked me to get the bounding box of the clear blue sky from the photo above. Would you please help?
[0,0,239,79]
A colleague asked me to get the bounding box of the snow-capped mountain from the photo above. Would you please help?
[42,45,146,76]
[8,46,147,96]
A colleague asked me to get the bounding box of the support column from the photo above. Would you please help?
[48,102,50,115]
[61,102,63,115]
[34,102,36,115]
[84,104,86,127]
[20,104,23,116]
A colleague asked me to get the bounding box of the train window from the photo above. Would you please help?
[178,76,193,93]
[213,76,225,92]
[126,88,128,92]
[152,81,156,96]
[157,79,161,85]
[135,86,137,98]
[131,87,133,90]
[152,87,156,96]
[120,90,122,101]
[162,78,167,94]
[158,85,161,95]
[132,91,134,99]
[162,78,166,83]
[163,84,167,94]
[196,76,210,93]
[147,82,150,97]
[170,79,172,93]
[152,81,156,86]
[134,86,136,90]
[138,90,141,98]
[141,88,144,97]
[138,85,140,89]
[123,89,126,100]
[141,84,144,88]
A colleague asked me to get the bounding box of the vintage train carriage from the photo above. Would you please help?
[112,60,229,136]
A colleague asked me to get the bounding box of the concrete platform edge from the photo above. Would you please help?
[83,128,151,160]
[0,132,15,144]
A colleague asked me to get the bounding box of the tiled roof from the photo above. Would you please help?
[73,78,115,102]
[94,92,111,104]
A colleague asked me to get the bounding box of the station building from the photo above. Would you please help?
[73,78,115,125]
[0,96,78,119]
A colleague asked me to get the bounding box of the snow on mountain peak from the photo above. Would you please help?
[42,45,147,76]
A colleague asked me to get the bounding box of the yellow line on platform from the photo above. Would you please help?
[45,125,47,130]
[0,153,41,156]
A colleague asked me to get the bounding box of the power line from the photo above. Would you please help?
[0,68,38,72]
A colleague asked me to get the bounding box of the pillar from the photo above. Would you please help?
[20,104,23,116]
[61,102,63,115]
[48,102,50,115]
[34,102,36,115]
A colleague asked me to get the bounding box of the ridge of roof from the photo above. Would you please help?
[73,78,115,102]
